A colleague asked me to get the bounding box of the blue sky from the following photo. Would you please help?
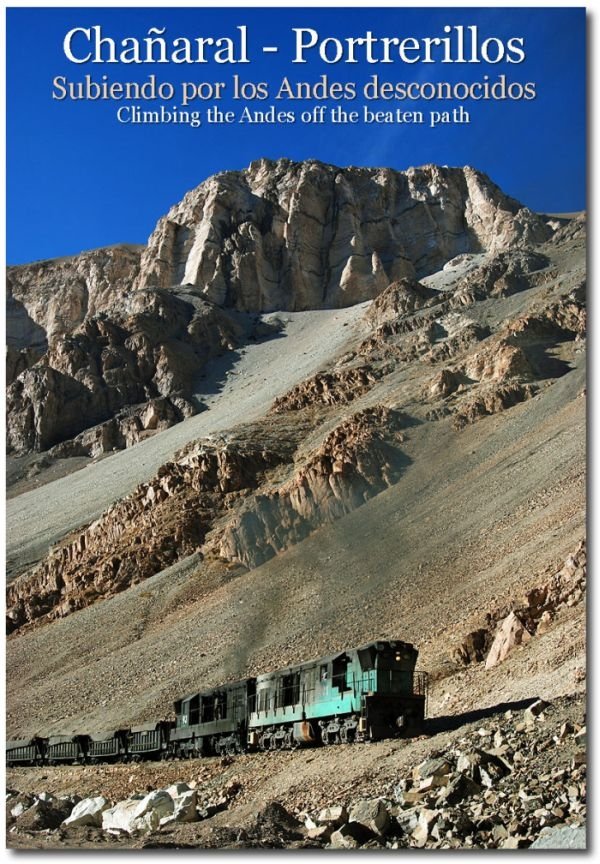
[7,6,586,264]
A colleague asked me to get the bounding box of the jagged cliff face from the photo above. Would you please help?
[5,159,554,459]
[135,159,551,310]
[7,244,143,350]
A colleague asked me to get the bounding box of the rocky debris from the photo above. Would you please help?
[202,802,307,849]
[8,793,78,831]
[453,541,586,668]
[365,278,439,328]
[271,365,383,413]
[6,425,297,633]
[5,697,587,850]
[135,159,551,310]
[9,779,235,841]
[218,406,408,569]
[449,249,550,307]
[6,290,243,455]
[297,697,586,850]
[62,796,111,828]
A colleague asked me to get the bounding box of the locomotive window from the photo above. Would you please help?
[320,665,328,681]
[189,696,200,725]
[201,698,214,723]
[258,689,268,712]
[332,655,349,691]
[281,673,300,706]
[214,691,227,719]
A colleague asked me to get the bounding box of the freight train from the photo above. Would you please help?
[6,640,427,767]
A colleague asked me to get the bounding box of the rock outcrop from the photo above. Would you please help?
[7,244,142,348]
[6,406,410,632]
[6,425,299,633]
[6,290,246,454]
[271,366,383,413]
[453,541,586,668]
[135,160,551,311]
[218,406,408,569]
[365,278,439,328]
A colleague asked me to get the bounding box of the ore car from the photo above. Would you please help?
[247,640,427,749]
[46,734,87,764]
[86,729,129,764]
[127,721,172,761]
[6,737,46,767]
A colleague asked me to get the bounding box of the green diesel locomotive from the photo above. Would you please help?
[6,640,427,766]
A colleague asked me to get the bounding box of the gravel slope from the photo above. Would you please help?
[6,352,585,738]
[6,304,368,577]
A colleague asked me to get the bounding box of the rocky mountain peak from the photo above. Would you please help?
[5,159,558,459]
[134,159,552,311]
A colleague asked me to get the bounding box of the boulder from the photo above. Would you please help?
[411,808,440,848]
[161,789,198,825]
[329,821,373,849]
[485,611,531,669]
[530,825,586,850]
[524,699,549,724]
[165,782,192,799]
[306,825,332,842]
[102,797,146,834]
[349,798,390,836]
[318,804,353,827]
[131,789,175,832]
[438,774,483,806]
[15,797,74,831]
[414,756,453,781]
[63,796,111,828]
[7,793,35,824]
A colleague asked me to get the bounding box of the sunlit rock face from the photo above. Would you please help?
[135,158,551,311]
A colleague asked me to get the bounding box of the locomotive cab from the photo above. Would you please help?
[171,679,253,757]
[357,640,427,739]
